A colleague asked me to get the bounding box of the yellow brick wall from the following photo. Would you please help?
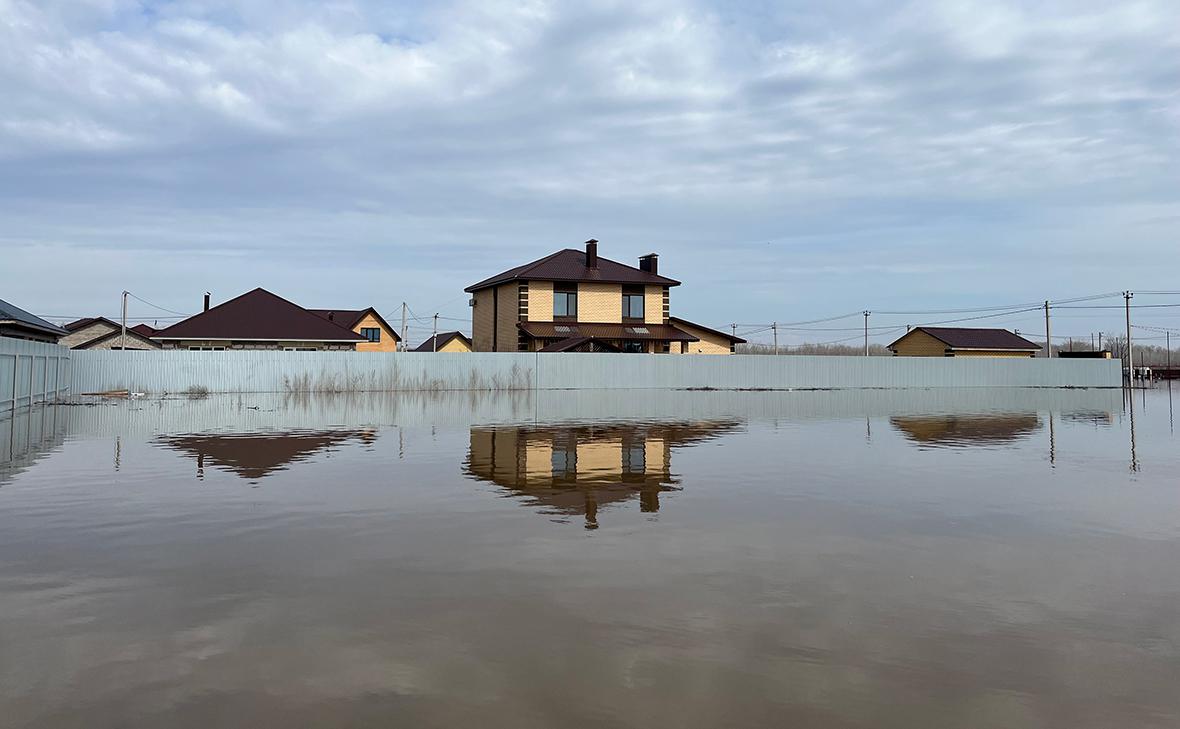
[578,283,622,322]
[890,330,948,357]
[471,289,495,351]
[529,281,553,322]
[438,336,472,353]
[644,286,663,325]
[671,321,734,355]
[953,349,1036,358]
[60,321,117,348]
[352,311,398,352]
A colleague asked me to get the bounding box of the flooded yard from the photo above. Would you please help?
[1,388,1178,728]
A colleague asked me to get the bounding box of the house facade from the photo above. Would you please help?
[0,298,67,343]
[60,317,161,350]
[309,308,400,352]
[151,289,366,350]
[668,317,746,354]
[888,327,1041,357]
[465,240,721,354]
[413,332,473,352]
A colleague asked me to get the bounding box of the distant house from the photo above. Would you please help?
[129,324,157,338]
[413,332,473,353]
[668,317,747,355]
[0,298,67,343]
[465,239,716,354]
[309,308,400,352]
[60,317,161,350]
[888,327,1041,358]
[151,288,366,350]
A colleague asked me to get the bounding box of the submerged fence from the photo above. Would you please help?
[0,338,72,414]
[67,350,1123,394]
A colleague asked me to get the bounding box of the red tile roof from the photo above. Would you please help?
[152,288,366,342]
[519,321,698,342]
[465,248,680,293]
[889,327,1041,351]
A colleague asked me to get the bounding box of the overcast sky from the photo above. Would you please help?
[2,0,1178,345]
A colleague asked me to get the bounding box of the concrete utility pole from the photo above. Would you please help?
[863,311,870,357]
[731,324,737,342]
[1168,331,1171,371]
[432,314,439,352]
[1124,291,1134,384]
[400,302,408,353]
[772,322,778,355]
[1044,300,1051,358]
[120,291,129,351]
[1099,332,1103,351]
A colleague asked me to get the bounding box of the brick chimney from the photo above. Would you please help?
[585,239,598,269]
[639,253,658,275]
[203,292,210,312]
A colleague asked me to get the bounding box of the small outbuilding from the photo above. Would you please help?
[413,332,473,353]
[888,327,1041,358]
[0,298,67,343]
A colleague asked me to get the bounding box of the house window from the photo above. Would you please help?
[552,441,577,479]
[188,346,225,351]
[622,286,645,320]
[554,284,577,319]
[283,347,318,351]
[360,327,381,342]
[622,341,646,353]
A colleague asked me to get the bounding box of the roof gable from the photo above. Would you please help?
[466,248,680,292]
[668,317,747,344]
[75,327,162,349]
[153,288,366,342]
[0,298,68,336]
[412,331,471,352]
[308,307,401,341]
[890,327,1041,351]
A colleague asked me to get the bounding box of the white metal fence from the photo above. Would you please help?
[0,338,72,414]
[67,349,1123,394]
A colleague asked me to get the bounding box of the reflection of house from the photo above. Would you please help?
[151,289,366,351]
[309,308,400,352]
[890,414,1041,447]
[156,429,377,480]
[0,298,67,343]
[413,331,473,352]
[60,317,161,350]
[464,421,739,528]
[464,239,729,354]
[888,327,1041,357]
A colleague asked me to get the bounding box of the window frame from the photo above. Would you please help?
[553,283,578,320]
[622,285,645,321]
[359,327,381,343]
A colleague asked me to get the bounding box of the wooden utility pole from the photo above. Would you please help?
[1043,300,1051,358]
[432,314,439,352]
[863,311,870,356]
[400,302,408,353]
[120,291,128,351]
[1124,291,1134,383]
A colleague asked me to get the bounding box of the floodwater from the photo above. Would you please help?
[1,387,1178,729]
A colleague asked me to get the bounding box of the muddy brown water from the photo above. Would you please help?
[1,388,1178,728]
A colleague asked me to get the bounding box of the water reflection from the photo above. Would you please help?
[464,421,740,528]
[889,413,1042,448]
[156,429,378,481]
[0,404,66,485]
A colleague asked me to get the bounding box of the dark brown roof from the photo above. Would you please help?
[465,248,680,293]
[519,321,698,342]
[129,323,157,337]
[412,331,471,352]
[64,317,108,332]
[537,336,623,353]
[308,308,400,341]
[668,317,747,344]
[0,298,68,337]
[152,288,366,342]
[889,327,1041,351]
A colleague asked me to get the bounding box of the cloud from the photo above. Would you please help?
[0,0,1177,339]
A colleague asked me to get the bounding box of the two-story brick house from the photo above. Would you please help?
[465,240,712,354]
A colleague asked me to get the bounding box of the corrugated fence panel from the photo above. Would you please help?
[0,337,72,414]
[67,350,1123,394]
